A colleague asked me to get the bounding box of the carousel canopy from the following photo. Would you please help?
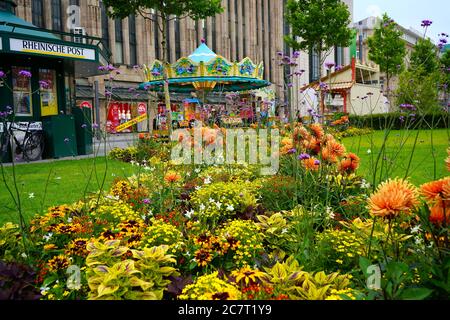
[139,41,270,93]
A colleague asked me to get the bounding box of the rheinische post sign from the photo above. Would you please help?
[9,38,96,61]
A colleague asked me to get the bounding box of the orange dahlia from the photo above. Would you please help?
[164,171,182,184]
[421,177,450,203]
[339,153,360,174]
[325,140,346,158]
[321,147,338,163]
[302,157,320,171]
[368,178,419,219]
[429,203,450,226]
[309,123,324,139]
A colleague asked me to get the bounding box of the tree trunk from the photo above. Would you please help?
[161,16,173,135]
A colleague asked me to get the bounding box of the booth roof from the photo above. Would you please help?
[0,10,59,40]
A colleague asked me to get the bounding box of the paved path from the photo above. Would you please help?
[2,133,139,166]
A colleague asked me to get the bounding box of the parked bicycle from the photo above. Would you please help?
[0,122,45,162]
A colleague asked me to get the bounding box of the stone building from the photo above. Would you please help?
[13,0,354,127]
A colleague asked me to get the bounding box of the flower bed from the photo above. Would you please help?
[1,124,449,300]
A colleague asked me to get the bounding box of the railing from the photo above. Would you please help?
[0,21,112,62]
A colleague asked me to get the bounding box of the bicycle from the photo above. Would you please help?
[0,122,45,162]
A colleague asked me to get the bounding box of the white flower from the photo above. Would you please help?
[186,172,191,177]
[141,215,147,221]
[67,218,72,223]
[195,186,202,191]
[367,149,372,154]
[28,193,35,199]
[204,176,212,185]
[209,198,216,203]
[415,236,424,245]
[194,168,201,174]
[40,286,50,295]
[215,202,222,209]
[185,210,195,219]
[226,204,235,212]
[43,233,53,242]
[281,228,288,234]
[199,204,206,211]
[148,210,154,217]
[111,173,116,177]
[55,177,62,180]
[21,253,27,258]
[411,225,422,234]
[361,179,371,189]
[326,207,335,220]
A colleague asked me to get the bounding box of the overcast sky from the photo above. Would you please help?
[353,0,449,42]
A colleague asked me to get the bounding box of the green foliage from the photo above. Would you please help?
[348,112,450,130]
[86,241,179,300]
[257,175,297,211]
[284,0,352,57]
[396,67,441,113]
[367,14,406,91]
[410,38,440,75]
[0,223,24,262]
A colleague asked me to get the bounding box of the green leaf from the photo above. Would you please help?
[359,256,372,277]
[399,288,433,300]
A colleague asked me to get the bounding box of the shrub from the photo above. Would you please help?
[348,112,449,130]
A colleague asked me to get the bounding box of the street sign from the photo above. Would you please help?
[80,101,93,109]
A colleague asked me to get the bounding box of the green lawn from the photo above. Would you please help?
[342,129,450,186]
[0,157,136,225]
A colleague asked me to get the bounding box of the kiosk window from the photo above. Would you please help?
[12,66,33,117]
[39,69,59,117]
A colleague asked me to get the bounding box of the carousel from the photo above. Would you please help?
[140,40,271,129]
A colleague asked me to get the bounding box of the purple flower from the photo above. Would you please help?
[319,82,328,90]
[399,116,405,123]
[314,160,321,166]
[400,103,416,111]
[298,153,311,160]
[142,198,151,205]
[421,20,432,27]
[335,65,343,71]
[277,51,284,56]
[128,87,136,93]
[107,64,116,72]
[287,148,297,155]
[287,83,293,88]
[98,65,107,71]
[324,62,335,70]
[293,51,301,58]
[18,70,32,78]
[92,123,100,129]
[105,90,112,97]
[0,71,5,78]
[39,80,50,89]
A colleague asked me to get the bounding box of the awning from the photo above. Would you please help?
[0,10,110,76]
[308,81,354,91]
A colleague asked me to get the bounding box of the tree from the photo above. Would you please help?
[367,14,406,108]
[284,0,352,116]
[102,0,223,134]
[410,38,440,75]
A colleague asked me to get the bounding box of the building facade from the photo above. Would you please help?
[14,0,354,127]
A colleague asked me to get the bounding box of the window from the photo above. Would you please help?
[309,48,320,82]
[32,0,44,28]
[51,0,62,32]
[129,15,137,66]
[101,2,110,50]
[335,46,344,67]
[12,67,33,117]
[39,69,59,117]
[115,19,124,64]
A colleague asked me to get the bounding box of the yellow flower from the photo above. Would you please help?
[47,255,70,272]
[44,244,57,251]
[164,171,182,184]
[231,267,267,286]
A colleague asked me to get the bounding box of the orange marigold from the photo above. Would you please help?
[321,147,338,163]
[164,171,182,184]
[309,123,324,139]
[446,148,450,172]
[368,178,419,219]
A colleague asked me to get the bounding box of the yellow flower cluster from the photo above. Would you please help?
[47,254,70,272]
[316,228,366,265]
[66,238,89,257]
[144,219,184,253]
[219,220,264,267]
[109,179,132,201]
[179,272,242,300]
[199,165,257,183]
[93,200,141,222]
[325,289,357,300]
